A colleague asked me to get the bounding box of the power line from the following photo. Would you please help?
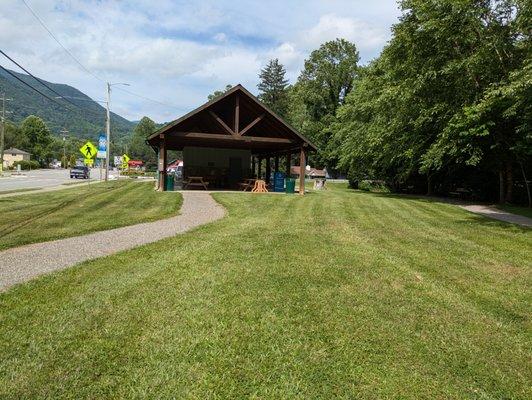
[114,86,180,109]
[21,0,105,83]
[0,64,65,107]
[0,49,80,109]
[22,0,181,112]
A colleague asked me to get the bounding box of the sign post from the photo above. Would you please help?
[79,141,97,186]
[121,154,130,171]
[97,133,106,181]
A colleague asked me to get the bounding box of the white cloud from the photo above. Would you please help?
[0,0,400,123]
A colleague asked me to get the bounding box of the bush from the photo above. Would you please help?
[358,180,390,193]
[12,160,40,170]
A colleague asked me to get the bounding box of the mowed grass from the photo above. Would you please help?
[499,204,532,219]
[0,181,182,250]
[0,185,530,398]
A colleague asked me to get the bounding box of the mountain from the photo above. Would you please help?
[0,68,136,140]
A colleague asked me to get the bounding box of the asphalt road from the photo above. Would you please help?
[0,168,102,192]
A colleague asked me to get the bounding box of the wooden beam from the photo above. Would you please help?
[274,156,279,173]
[209,110,235,136]
[173,131,293,144]
[286,153,291,176]
[265,157,271,184]
[299,147,305,195]
[251,156,256,178]
[234,95,239,135]
[239,114,264,136]
[158,135,167,191]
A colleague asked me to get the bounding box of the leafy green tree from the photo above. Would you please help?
[69,154,77,167]
[208,85,233,101]
[20,116,52,165]
[335,0,531,204]
[288,39,359,171]
[3,121,27,150]
[257,59,289,117]
[129,117,158,165]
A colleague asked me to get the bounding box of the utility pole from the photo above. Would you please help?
[0,93,13,174]
[60,128,68,168]
[105,83,111,181]
[104,82,129,181]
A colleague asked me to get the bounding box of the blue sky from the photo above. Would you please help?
[1,0,401,124]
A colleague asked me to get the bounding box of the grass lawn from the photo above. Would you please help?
[0,181,182,250]
[0,187,42,195]
[499,204,532,219]
[0,185,530,398]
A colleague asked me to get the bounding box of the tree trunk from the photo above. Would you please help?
[520,162,531,208]
[499,168,505,204]
[427,174,433,196]
[505,162,513,204]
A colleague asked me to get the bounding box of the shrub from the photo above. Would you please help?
[12,160,40,170]
[358,180,390,193]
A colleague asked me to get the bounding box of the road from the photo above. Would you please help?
[0,168,102,192]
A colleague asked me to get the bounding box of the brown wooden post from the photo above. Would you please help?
[158,134,167,191]
[299,147,306,195]
[286,152,291,176]
[274,156,279,173]
[234,94,240,134]
[265,157,271,184]
[251,155,256,178]
[258,157,262,179]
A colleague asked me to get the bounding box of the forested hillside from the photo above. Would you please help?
[0,68,135,139]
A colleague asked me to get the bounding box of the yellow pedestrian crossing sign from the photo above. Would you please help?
[121,154,130,169]
[80,141,97,159]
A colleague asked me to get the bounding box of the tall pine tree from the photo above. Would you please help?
[257,59,289,118]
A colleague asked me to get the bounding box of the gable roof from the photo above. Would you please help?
[5,148,30,155]
[147,84,317,152]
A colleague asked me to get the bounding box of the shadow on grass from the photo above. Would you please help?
[347,189,531,232]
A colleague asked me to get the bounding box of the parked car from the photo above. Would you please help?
[70,165,90,179]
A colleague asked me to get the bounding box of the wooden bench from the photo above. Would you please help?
[184,176,209,190]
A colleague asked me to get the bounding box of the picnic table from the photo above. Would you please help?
[238,178,256,191]
[184,176,209,190]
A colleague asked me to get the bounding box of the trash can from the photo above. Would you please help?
[285,177,295,194]
[165,174,174,191]
[273,172,285,192]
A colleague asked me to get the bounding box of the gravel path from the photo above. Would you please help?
[0,192,225,292]
[459,204,532,227]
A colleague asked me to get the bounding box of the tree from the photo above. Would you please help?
[257,59,289,117]
[69,154,77,167]
[20,116,52,165]
[288,39,359,171]
[3,121,27,150]
[129,116,158,166]
[335,0,531,204]
[208,85,232,101]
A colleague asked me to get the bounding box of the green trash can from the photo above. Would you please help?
[285,177,295,194]
[165,174,174,191]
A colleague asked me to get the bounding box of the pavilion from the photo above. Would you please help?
[146,84,317,194]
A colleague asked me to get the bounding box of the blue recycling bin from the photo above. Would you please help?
[273,172,285,192]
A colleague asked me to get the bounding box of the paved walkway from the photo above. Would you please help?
[459,204,532,228]
[0,192,225,292]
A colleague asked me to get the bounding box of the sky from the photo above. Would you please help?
[1,0,401,124]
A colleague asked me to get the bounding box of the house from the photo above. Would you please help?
[290,166,327,179]
[2,148,31,168]
[146,84,317,194]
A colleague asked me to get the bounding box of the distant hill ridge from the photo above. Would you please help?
[0,68,135,140]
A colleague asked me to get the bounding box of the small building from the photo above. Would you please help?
[128,160,144,170]
[291,166,327,179]
[2,148,31,168]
